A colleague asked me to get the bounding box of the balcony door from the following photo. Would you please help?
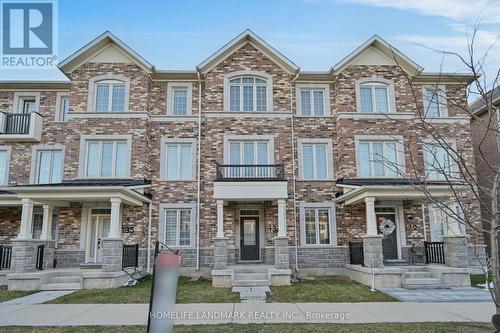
[228,141,269,178]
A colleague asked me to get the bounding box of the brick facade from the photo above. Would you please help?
[0,32,485,272]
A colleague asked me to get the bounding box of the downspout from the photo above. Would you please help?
[195,68,202,271]
[146,201,152,273]
[291,70,300,271]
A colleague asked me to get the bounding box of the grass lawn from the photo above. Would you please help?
[48,276,239,304]
[0,285,35,303]
[0,323,493,333]
[470,274,493,287]
[268,276,396,303]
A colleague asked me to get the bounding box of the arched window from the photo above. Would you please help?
[88,75,130,113]
[224,72,272,112]
[356,78,395,113]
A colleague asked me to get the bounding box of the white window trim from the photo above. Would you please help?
[422,138,459,180]
[296,83,331,116]
[299,202,336,246]
[422,85,448,118]
[223,70,273,112]
[13,92,40,114]
[223,134,275,164]
[428,202,466,241]
[354,135,406,178]
[158,203,197,248]
[29,144,65,184]
[78,134,132,178]
[166,82,193,115]
[87,74,130,113]
[297,138,334,181]
[159,137,197,181]
[355,77,396,113]
[0,146,12,186]
[54,92,70,122]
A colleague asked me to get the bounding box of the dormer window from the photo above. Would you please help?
[356,78,395,113]
[224,72,272,112]
[88,75,130,113]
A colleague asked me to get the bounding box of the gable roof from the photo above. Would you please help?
[197,29,300,74]
[331,35,423,75]
[59,31,154,73]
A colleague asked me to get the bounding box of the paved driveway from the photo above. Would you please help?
[378,287,492,302]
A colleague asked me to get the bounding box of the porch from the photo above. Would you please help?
[212,164,291,287]
[0,179,151,290]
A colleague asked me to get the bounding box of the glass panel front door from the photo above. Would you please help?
[87,214,111,263]
[240,217,259,260]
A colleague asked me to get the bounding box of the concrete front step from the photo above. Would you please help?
[40,282,82,291]
[233,286,269,303]
[404,271,432,279]
[233,273,268,281]
[403,278,445,289]
[49,276,82,284]
[232,279,270,287]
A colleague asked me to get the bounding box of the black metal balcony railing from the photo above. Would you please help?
[349,241,364,266]
[0,245,12,270]
[216,164,285,181]
[424,241,445,264]
[5,113,31,134]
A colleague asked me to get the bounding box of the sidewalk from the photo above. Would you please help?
[0,302,495,326]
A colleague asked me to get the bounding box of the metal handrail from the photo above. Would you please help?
[216,163,285,181]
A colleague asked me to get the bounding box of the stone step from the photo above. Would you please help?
[233,286,269,303]
[233,273,268,281]
[232,267,269,274]
[49,276,81,284]
[232,279,270,287]
[80,263,102,269]
[385,259,407,266]
[402,278,444,289]
[40,282,82,291]
[404,271,432,279]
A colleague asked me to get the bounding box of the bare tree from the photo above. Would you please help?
[377,25,500,316]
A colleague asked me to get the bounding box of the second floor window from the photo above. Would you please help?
[229,76,268,112]
[95,81,126,112]
[423,142,456,180]
[358,140,401,177]
[85,140,129,177]
[165,143,193,180]
[0,149,9,185]
[358,82,390,113]
[300,142,330,180]
[21,98,37,113]
[35,150,63,184]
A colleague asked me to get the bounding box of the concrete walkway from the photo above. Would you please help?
[0,302,494,326]
[378,287,492,302]
[1,291,75,305]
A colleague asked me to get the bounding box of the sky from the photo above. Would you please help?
[1,0,500,89]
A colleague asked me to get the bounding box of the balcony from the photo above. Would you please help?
[0,112,43,142]
[214,164,287,201]
[216,164,285,181]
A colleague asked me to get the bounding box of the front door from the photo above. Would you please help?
[376,213,398,260]
[87,215,111,263]
[240,217,259,260]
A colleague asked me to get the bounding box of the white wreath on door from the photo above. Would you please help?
[378,218,396,236]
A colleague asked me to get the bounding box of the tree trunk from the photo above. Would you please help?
[491,171,500,314]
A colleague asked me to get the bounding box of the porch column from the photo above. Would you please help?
[274,199,290,270]
[101,197,123,272]
[109,198,122,239]
[362,197,384,268]
[216,200,224,238]
[277,199,287,237]
[40,205,53,240]
[18,199,34,239]
[214,200,227,270]
[443,235,469,268]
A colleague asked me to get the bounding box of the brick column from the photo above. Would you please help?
[362,235,384,268]
[101,238,123,272]
[213,237,228,270]
[274,237,289,269]
[10,239,38,273]
[443,235,469,268]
